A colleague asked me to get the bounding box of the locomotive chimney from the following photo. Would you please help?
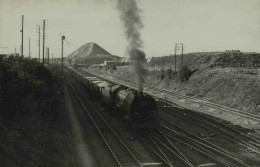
[138,90,143,96]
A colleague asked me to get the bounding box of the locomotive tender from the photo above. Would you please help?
[68,66,159,131]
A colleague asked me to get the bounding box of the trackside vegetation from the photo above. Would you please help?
[0,55,74,167]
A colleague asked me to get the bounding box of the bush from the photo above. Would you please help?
[166,68,174,79]
[106,64,117,70]
[178,65,192,81]
[110,64,117,70]
[160,68,165,80]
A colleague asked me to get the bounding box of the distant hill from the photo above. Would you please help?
[67,42,119,65]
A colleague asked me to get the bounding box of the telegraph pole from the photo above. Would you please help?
[21,15,24,58]
[29,38,30,58]
[38,25,40,62]
[47,47,49,66]
[42,20,45,64]
[181,43,183,66]
[61,35,65,95]
[52,54,53,64]
[174,43,177,72]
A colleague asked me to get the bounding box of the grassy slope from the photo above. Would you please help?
[88,52,260,114]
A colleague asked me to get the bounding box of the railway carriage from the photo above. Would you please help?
[97,82,112,103]
[101,84,114,105]
[91,80,104,94]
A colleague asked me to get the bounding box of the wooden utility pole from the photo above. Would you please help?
[61,35,65,95]
[21,15,24,57]
[38,25,41,62]
[181,43,183,66]
[174,43,177,72]
[42,20,45,64]
[52,54,53,64]
[47,47,49,66]
[29,38,30,58]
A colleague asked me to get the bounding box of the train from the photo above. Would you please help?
[67,66,159,132]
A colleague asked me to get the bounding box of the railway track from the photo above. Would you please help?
[149,135,194,167]
[160,119,255,167]
[66,69,191,167]
[72,67,260,165]
[82,68,260,122]
[68,68,229,167]
[69,67,260,166]
[158,102,260,155]
[66,75,145,167]
[142,82,260,121]
[78,68,259,140]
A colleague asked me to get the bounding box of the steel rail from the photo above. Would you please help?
[66,76,143,167]
[150,137,174,167]
[152,136,195,167]
[161,133,194,167]
[161,132,235,167]
[66,69,173,167]
[159,104,260,154]
[160,120,253,167]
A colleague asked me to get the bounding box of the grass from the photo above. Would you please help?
[0,56,75,167]
[87,63,260,114]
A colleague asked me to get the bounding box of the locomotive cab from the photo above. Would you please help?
[115,88,159,131]
[129,93,159,131]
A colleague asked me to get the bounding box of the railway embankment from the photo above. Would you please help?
[88,66,260,115]
[0,56,74,166]
[86,55,260,131]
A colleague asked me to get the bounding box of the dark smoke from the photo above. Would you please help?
[117,0,146,93]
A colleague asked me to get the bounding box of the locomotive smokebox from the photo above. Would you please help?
[138,90,143,96]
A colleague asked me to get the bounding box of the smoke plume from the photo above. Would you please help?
[117,0,146,93]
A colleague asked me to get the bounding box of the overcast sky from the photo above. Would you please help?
[0,0,260,58]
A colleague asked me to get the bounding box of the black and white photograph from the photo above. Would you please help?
[0,0,260,166]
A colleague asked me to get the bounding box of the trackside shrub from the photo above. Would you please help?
[178,65,192,82]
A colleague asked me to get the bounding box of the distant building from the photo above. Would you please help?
[118,57,130,63]
[225,50,242,55]
[147,57,152,62]
[89,64,104,67]
[104,60,116,66]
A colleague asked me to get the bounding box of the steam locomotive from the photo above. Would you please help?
[67,66,159,131]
